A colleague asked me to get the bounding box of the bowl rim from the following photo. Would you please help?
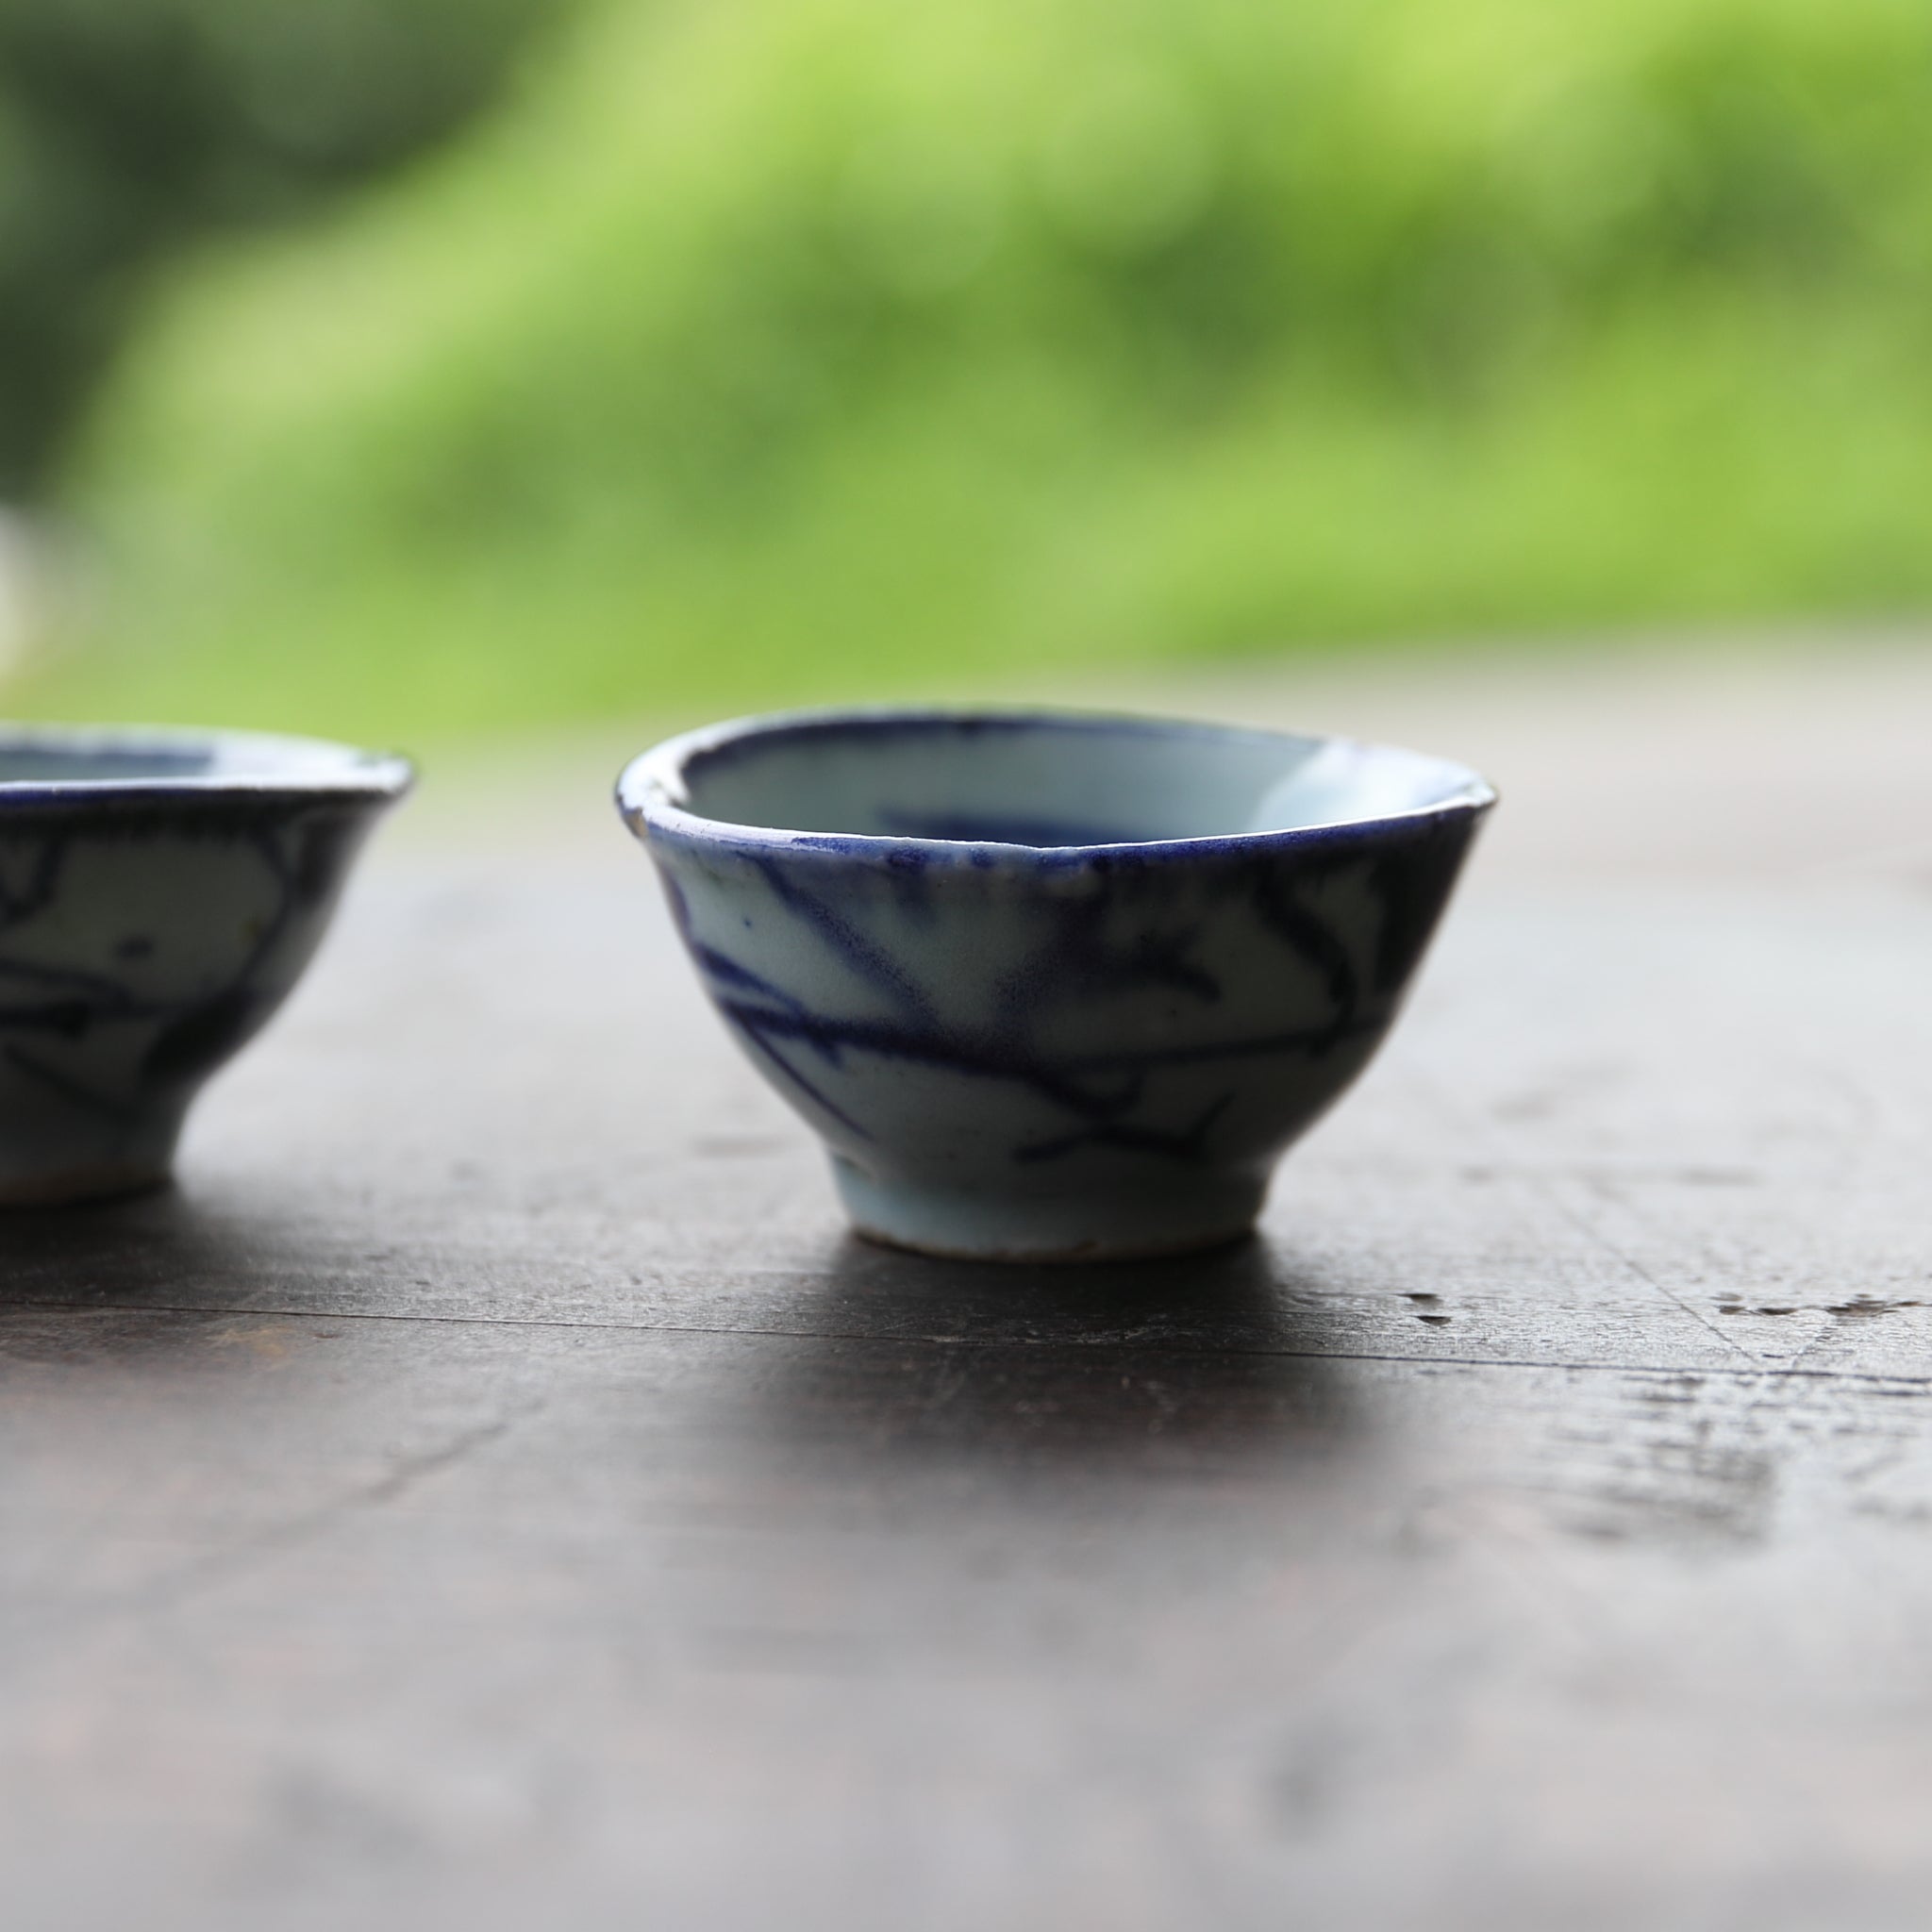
[0,723,414,808]
[617,705,1496,866]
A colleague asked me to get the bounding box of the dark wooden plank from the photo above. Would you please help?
[5,1303,1932,1929]
[1,678,1929,1930]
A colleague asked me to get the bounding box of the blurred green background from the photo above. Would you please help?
[2,0,1928,741]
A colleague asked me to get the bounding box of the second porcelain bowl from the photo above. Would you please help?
[618,708,1494,1261]
[0,724,410,1206]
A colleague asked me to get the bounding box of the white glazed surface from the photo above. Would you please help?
[620,709,1493,1261]
[0,727,408,1205]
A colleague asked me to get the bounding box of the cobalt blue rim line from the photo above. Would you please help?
[616,706,1498,867]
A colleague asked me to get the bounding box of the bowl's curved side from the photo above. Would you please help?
[632,800,1489,1260]
[0,788,400,1206]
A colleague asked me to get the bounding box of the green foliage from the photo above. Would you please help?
[0,0,542,492]
[23,0,1932,737]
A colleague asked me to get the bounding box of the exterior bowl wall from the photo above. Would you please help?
[621,710,1492,1262]
[0,735,408,1206]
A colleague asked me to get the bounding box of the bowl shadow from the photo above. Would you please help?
[0,1184,335,1374]
[748,1233,1377,1482]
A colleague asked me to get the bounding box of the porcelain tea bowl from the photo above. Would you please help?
[618,708,1494,1262]
[0,724,411,1206]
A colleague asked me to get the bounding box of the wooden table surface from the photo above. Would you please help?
[5,642,1931,1931]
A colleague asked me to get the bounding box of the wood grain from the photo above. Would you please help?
[4,660,1931,1930]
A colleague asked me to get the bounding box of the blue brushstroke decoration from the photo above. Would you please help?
[617,708,1495,1263]
[0,726,410,1206]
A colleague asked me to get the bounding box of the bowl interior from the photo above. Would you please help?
[0,727,408,793]
[0,743,217,784]
[674,714,1485,846]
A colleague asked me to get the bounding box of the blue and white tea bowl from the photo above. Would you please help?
[0,725,411,1206]
[618,708,1494,1261]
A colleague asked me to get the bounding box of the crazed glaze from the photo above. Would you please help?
[619,708,1494,1262]
[0,726,410,1205]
